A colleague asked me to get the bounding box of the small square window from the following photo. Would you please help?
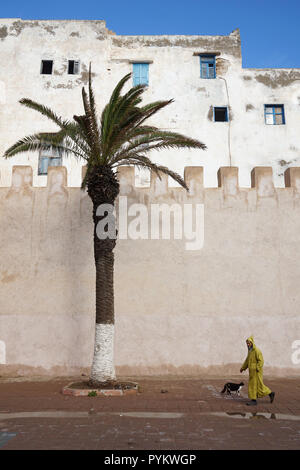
[264,104,285,125]
[68,60,80,75]
[41,60,53,75]
[200,55,216,79]
[214,107,228,122]
[133,63,149,86]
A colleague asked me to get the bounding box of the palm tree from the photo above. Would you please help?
[3,67,206,386]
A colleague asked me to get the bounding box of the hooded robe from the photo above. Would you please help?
[241,336,271,400]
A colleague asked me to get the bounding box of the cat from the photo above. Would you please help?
[221,382,244,396]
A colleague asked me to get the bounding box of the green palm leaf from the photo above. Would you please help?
[3,66,206,190]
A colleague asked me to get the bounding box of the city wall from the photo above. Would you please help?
[0,165,300,377]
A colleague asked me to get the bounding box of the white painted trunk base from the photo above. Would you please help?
[90,323,116,383]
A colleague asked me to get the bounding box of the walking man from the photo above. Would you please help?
[240,336,275,406]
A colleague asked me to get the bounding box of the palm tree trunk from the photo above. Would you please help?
[87,166,120,386]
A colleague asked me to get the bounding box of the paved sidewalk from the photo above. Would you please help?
[0,375,300,450]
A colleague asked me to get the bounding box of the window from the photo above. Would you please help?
[68,60,80,75]
[264,105,285,125]
[38,148,62,175]
[214,107,228,122]
[41,60,53,75]
[133,63,149,86]
[200,55,216,79]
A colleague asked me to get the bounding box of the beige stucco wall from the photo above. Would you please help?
[0,165,300,377]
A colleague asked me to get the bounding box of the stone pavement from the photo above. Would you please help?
[0,375,300,450]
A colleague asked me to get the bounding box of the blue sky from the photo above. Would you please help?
[1,0,300,68]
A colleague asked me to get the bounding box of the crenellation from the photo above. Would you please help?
[251,167,275,198]
[150,170,169,197]
[11,165,33,190]
[1,165,300,197]
[217,167,239,196]
[184,166,203,198]
[46,166,68,201]
[284,167,300,192]
[117,166,135,195]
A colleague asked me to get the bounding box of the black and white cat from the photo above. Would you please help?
[221,382,244,396]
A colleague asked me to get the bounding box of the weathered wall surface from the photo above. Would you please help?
[0,165,300,377]
[1,19,300,190]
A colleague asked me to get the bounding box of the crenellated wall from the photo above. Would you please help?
[0,165,300,377]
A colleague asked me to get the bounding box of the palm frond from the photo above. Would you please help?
[110,131,206,167]
[88,63,99,133]
[81,86,100,153]
[4,69,206,193]
[4,132,87,161]
[19,99,70,129]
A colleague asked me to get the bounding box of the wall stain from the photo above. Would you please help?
[43,25,56,36]
[43,63,93,89]
[9,20,58,37]
[53,63,67,77]
[75,63,95,85]
[279,159,293,167]
[207,106,214,121]
[246,104,254,111]
[216,57,230,75]
[1,271,19,284]
[0,26,8,40]
[10,20,40,36]
[255,71,300,88]
[70,31,80,37]
[112,35,241,58]
[51,83,74,89]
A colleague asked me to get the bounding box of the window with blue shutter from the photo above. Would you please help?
[38,148,62,175]
[264,105,285,125]
[133,63,149,86]
[200,55,216,79]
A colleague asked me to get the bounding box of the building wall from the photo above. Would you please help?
[1,20,300,377]
[1,19,300,189]
[0,165,300,377]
